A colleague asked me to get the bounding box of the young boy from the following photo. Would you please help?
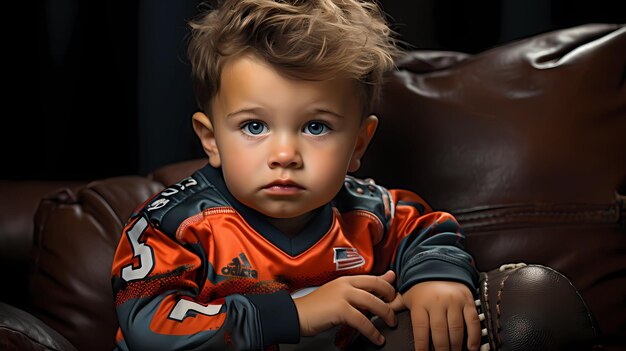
[111,1,481,350]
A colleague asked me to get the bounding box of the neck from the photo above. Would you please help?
[266,211,317,238]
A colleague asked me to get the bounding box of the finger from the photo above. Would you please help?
[429,308,450,351]
[380,270,396,285]
[388,292,406,312]
[347,274,397,303]
[349,289,397,327]
[410,307,430,351]
[376,271,397,302]
[447,308,465,351]
[463,302,481,351]
[344,306,385,346]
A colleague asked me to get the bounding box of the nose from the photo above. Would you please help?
[268,133,303,169]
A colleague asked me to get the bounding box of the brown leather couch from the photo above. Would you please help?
[1,23,624,351]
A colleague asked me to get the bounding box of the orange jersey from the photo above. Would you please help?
[111,165,478,350]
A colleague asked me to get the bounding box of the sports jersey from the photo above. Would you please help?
[111,164,478,350]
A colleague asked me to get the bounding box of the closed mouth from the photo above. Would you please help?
[262,179,305,190]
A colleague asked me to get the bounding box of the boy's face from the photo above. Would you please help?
[193,54,377,221]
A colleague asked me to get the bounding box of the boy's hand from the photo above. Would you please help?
[293,270,398,346]
[391,281,480,351]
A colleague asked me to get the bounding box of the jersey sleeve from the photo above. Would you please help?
[376,189,479,294]
[111,214,299,351]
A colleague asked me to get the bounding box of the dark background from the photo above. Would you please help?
[4,0,624,181]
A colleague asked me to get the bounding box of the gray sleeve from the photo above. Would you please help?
[392,217,479,294]
[115,290,300,351]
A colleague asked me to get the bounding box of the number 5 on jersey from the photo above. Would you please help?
[121,217,155,281]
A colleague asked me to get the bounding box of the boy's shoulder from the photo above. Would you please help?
[333,175,433,230]
[333,175,395,229]
[133,169,230,236]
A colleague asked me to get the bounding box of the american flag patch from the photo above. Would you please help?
[333,247,365,271]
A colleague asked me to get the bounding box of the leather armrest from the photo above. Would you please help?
[0,301,77,351]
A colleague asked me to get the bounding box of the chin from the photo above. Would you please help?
[258,203,317,220]
[261,208,308,219]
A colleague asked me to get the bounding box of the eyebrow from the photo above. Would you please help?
[226,107,264,119]
[313,108,344,119]
[226,107,344,119]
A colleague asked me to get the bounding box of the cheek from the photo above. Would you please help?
[222,147,260,176]
[217,131,259,163]
[316,135,357,162]
[221,154,258,201]
[306,142,354,177]
[308,154,350,203]
[217,137,263,182]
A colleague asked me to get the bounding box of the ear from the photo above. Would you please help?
[192,111,221,168]
[348,115,378,173]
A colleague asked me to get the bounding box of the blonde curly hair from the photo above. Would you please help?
[187,0,402,116]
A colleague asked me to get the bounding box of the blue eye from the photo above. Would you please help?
[304,122,329,135]
[242,121,268,136]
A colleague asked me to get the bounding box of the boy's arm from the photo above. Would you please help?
[111,215,299,351]
[338,179,478,291]
[372,189,478,296]
[390,208,478,294]
[382,189,480,351]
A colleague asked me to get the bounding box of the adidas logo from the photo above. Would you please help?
[221,253,258,278]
